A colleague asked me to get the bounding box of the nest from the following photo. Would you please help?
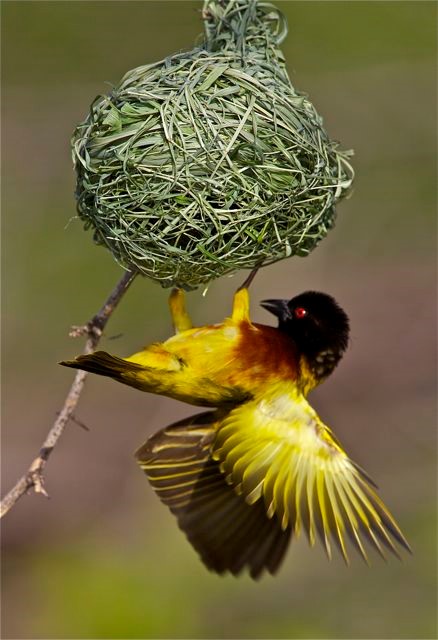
[72,0,354,289]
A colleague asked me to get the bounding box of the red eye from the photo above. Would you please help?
[294,307,307,319]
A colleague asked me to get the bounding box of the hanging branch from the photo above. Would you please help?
[0,269,137,519]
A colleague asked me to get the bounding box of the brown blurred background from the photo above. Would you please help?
[2,2,436,638]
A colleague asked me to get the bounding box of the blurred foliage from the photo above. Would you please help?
[2,1,436,639]
[3,491,437,639]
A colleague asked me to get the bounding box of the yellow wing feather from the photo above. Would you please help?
[212,383,411,563]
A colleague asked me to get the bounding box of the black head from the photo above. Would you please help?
[261,291,350,378]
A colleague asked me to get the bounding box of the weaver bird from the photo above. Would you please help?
[61,284,410,578]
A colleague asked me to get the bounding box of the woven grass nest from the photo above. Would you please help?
[72,0,354,289]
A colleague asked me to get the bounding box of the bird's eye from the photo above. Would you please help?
[294,307,307,319]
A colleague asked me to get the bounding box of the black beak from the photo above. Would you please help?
[260,299,291,321]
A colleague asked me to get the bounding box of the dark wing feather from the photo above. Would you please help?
[136,411,291,579]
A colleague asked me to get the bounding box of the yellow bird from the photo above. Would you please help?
[61,284,410,578]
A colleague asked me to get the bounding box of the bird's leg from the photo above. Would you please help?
[237,267,260,292]
[231,268,260,323]
[168,288,193,334]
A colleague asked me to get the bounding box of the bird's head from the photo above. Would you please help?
[261,291,350,376]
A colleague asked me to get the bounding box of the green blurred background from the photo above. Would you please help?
[2,2,436,638]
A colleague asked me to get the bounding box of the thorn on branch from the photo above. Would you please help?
[55,411,90,432]
[70,414,91,432]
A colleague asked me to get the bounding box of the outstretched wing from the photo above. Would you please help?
[213,384,411,564]
[136,411,291,579]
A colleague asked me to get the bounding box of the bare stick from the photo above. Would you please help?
[0,269,137,519]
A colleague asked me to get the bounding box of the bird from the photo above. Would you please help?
[59,282,347,406]
[60,282,411,578]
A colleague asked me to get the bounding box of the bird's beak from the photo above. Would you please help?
[260,299,291,321]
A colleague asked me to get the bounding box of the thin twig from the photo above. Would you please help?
[0,269,137,519]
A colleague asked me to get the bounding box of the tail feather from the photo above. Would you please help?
[136,411,291,579]
[60,352,148,391]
